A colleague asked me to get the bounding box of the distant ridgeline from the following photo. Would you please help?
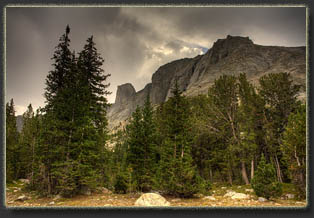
[107,35,306,129]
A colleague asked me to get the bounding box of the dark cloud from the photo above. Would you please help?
[6,7,306,115]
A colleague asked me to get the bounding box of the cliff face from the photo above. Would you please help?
[108,35,306,129]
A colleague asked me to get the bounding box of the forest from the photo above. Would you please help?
[6,26,306,202]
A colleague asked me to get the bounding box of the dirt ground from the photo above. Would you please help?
[5,180,307,208]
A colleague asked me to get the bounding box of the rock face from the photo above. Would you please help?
[108,35,306,129]
[134,193,170,206]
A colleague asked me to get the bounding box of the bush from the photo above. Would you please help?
[251,155,282,199]
[114,172,128,194]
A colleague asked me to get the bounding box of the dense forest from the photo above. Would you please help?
[6,26,306,201]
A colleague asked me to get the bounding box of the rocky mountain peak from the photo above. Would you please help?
[114,83,136,105]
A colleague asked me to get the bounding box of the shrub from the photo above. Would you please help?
[251,155,282,199]
[114,172,128,194]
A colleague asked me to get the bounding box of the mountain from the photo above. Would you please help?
[107,35,306,129]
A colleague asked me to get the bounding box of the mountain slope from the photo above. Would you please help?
[107,35,306,129]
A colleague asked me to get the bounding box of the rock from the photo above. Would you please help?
[195,193,204,198]
[224,191,237,197]
[53,195,62,200]
[171,198,181,202]
[6,188,9,191]
[258,197,267,202]
[49,201,55,205]
[221,187,227,189]
[245,189,254,193]
[19,179,30,184]
[107,35,306,130]
[13,190,18,193]
[134,193,170,206]
[8,201,14,204]
[231,193,249,200]
[237,186,242,188]
[203,196,216,201]
[285,194,295,199]
[16,195,28,201]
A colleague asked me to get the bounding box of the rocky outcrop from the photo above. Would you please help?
[107,35,306,129]
[134,193,170,206]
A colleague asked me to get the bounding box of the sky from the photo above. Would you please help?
[6,6,306,115]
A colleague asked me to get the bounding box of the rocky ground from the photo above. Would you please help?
[5,180,307,208]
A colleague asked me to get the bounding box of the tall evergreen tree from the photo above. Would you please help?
[6,99,20,182]
[259,72,301,182]
[158,80,204,197]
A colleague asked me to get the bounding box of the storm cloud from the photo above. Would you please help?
[6,6,306,115]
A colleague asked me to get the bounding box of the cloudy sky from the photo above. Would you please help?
[6,6,306,115]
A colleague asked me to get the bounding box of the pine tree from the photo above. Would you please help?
[282,104,306,198]
[259,72,301,183]
[158,80,204,197]
[251,154,282,199]
[6,99,20,182]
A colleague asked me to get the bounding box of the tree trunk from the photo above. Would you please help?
[228,169,233,185]
[250,158,254,180]
[241,161,250,185]
[274,154,283,183]
[209,167,213,182]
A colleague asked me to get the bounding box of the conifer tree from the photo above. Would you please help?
[6,99,20,182]
[158,80,204,197]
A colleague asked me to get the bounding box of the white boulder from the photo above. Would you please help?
[231,193,249,200]
[134,193,170,206]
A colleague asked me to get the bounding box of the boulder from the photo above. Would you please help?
[231,193,249,200]
[285,194,295,199]
[224,191,237,197]
[16,195,28,201]
[258,197,267,202]
[134,193,170,206]
[203,196,216,201]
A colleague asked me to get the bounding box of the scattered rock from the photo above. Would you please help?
[258,197,267,202]
[285,194,295,199]
[49,201,55,205]
[224,191,237,197]
[203,196,216,201]
[53,195,62,200]
[16,195,28,201]
[245,189,254,193]
[231,193,249,200]
[134,193,170,206]
[171,198,181,202]
[19,179,30,184]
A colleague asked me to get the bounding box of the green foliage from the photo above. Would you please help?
[6,99,20,182]
[282,104,306,198]
[251,155,282,199]
[126,95,157,192]
[114,171,129,194]
[157,80,205,197]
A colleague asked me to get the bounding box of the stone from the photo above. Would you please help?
[19,179,30,184]
[245,189,254,193]
[134,193,170,206]
[8,201,14,204]
[203,196,216,201]
[13,190,18,193]
[107,35,306,131]
[16,195,28,201]
[285,194,295,199]
[221,187,227,189]
[258,197,267,202]
[49,201,55,205]
[101,187,112,194]
[224,191,237,197]
[171,198,181,202]
[231,193,249,200]
[53,195,62,200]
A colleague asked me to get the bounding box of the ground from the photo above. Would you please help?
[5,180,307,208]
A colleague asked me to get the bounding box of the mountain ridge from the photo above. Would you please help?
[107,35,306,129]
